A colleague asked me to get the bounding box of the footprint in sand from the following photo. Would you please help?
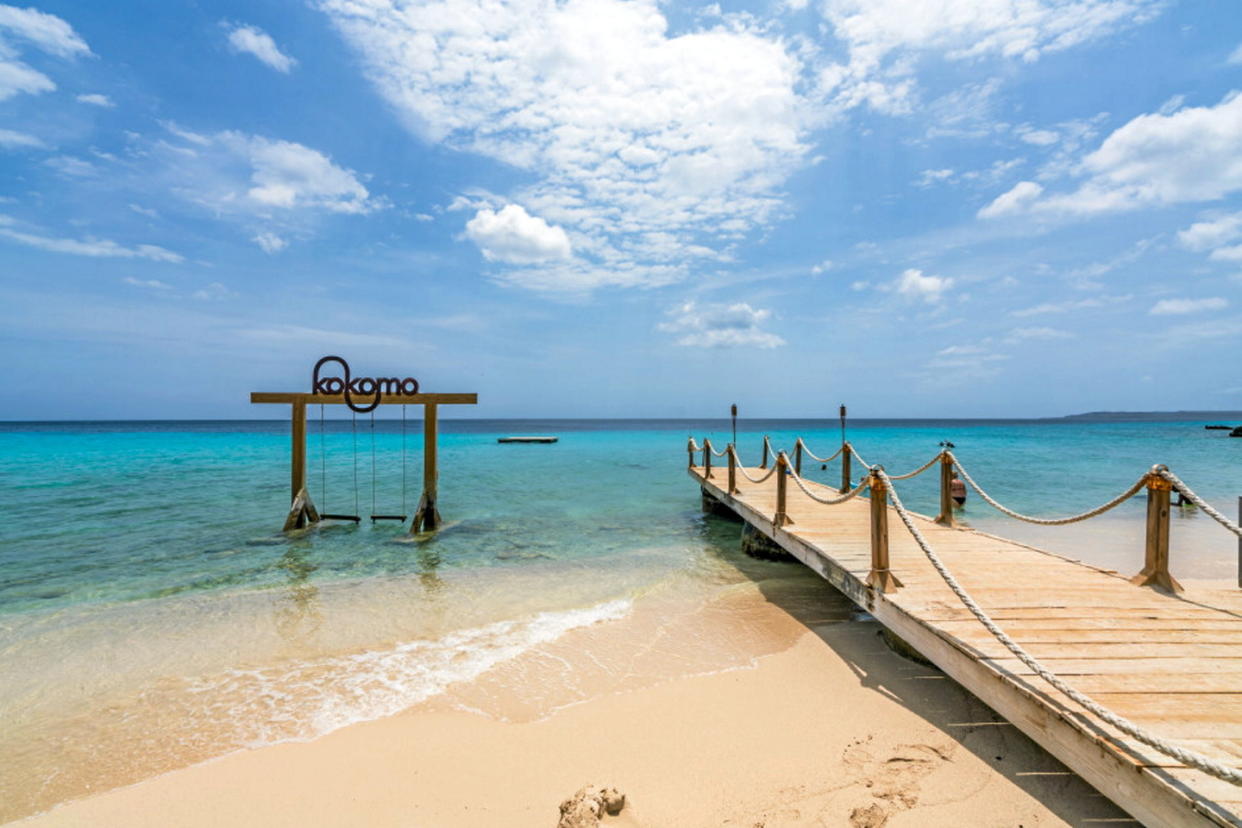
[844,737,957,825]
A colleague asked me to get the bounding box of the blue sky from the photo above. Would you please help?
[1,0,1240,419]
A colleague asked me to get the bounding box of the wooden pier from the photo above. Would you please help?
[689,439,1242,827]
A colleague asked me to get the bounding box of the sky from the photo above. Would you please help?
[1,0,1240,420]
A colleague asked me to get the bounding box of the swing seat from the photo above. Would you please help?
[370,514,408,522]
[321,513,362,523]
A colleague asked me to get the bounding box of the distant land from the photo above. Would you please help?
[1053,411,1242,423]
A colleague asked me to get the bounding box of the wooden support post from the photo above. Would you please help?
[760,436,769,470]
[935,452,957,527]
[727,444,737,495]
[866,471,902,593]
[1130,469,1182,594]
[841,442,852,494]
[687,438,696,471]
[291,400,307,503]
[704,439,715,479]
[412,403,440,533]
[794,439,803,476]
[774,452,792,527]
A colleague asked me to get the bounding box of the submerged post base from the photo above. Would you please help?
[740,522,796,562]
[411,492,441,533]
[701,488,742,521]
[283,487,321,532]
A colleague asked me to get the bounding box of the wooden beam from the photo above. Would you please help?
[412,403,440,533]
[251,392,477,405]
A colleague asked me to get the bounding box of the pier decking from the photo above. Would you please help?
[690,451,1242,827]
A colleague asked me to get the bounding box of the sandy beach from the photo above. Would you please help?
[15,573,1127,827]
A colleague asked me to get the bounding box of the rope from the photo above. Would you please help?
[352,412,359,518]
[886,453,942,481]
[949,452,1146,525]
[370,411,376,516]
[325,404,330,508]
[876,468,1242,786]
[709,443,728,458]
[849,444,871,470]
[788,465,870,504]
[402,405,407,514]
[735,462,779,484]
[797,438,846,464]
[1159,468,1242,538]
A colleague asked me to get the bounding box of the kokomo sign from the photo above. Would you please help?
[312,355,420,413]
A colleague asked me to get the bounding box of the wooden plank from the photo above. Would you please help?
[251,392,478,405]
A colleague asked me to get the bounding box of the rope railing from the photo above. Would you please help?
[875,467,1242,786]
[735,461,779,485]
[849,444,872,471]
[885,453,942,481]
[787,463,870,505]
[1160,468,1242,538]
[796,438,846,464]
[949,452,1147,526]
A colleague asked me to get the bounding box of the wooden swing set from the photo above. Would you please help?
[251,356,477,533]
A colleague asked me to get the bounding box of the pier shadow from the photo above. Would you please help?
[698,513,1137,826]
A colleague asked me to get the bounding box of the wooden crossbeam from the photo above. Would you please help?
[250,392,477,405]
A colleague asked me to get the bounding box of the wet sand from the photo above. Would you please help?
[14,576,1130,827]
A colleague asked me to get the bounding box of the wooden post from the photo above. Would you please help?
[703,439,714,479]
[687,438,696,470]
[866,470,902,593]
[291,400,307,503]
[1130,468,1182,593]
[935,452,957,526]
[412,403,440,533]
[728,444,737,494]
[841,442,852,494]
[774,452,791,527]
[760,436,769,470]
[794,439,803,476]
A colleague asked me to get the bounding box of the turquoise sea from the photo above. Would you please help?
[1,417,1239,820]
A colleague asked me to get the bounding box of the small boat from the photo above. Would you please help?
[498,436,558,443]
[1205,425,1233,430]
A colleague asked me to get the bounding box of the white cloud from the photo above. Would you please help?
[978,180,1043,218]
[1010,294,1129,316]
[226,24,296,73]
[659,300,785,348]
[1006,326,1073,342]
[194,282,236,301]
[1178,212,1242,251]
[816,0,1161,114]
[0,58,52,100]
[1149,297,1229,315]
[916,168,954,187]
[76,92,113,107]
[1209,245,1242,263]
[895,268,952,303]
[811,258,834,274]
[995,91,1242,216]
[1229,43,1242,65]
[253,231,287,253]
[0,220,183,262]
[1019,128,1059,146]
[0,5,90,101]
[0,127,42,148]
[129,203,158,218]
[465,204,572,265]
[0,5,91,57]
[122,276,171,290]
[322,0,810,291]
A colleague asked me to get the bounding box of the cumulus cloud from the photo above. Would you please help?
[253,231,287,253]
[978,180,1043,218]
[659,300,785,348]
[122,276,171,290]
[1179,212,1242,251]
[465,204,572,265]
[895,268,952,303]
[1150,297,1229,315]
[815,0,1161,114]
[76,92,112,107]
[0,127,42,148]
[322,0,809,290]
[226,24,296,73]
[0,219,182,262]
[0,4,90,100]
[986,91,1242,216]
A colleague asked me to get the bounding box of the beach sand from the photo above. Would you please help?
[14,573,1129,827]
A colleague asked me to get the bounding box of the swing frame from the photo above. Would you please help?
[250,390,478,533]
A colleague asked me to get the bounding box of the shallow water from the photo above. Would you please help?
[0,417,1238,820]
